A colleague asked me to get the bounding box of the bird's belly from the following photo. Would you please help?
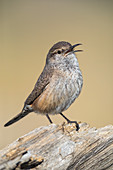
[32,73,82,115]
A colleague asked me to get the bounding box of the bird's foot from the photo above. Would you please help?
[67,120,79,131]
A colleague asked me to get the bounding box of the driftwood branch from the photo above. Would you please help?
[0,122,113,170]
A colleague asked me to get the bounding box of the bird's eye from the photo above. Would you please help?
[57,50,61,54]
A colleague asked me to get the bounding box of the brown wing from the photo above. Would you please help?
[24,65,54,106]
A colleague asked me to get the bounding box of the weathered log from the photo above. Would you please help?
[0,122,113,170]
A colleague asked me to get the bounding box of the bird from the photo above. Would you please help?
[4,41,83,131]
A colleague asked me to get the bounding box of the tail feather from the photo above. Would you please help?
[4,109,32,127]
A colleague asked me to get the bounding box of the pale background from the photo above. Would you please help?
[0,0,113,149]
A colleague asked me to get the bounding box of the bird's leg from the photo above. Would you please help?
[46,114,53,124]
[60,112,79,131]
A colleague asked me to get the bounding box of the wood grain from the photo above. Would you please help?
[0,123,113,170]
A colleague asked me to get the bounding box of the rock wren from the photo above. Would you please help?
[4,41,83,131]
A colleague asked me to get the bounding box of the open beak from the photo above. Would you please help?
[72,43,83,53]
[65,43,83,55]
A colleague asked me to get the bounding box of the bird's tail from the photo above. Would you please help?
[4,106,33,127]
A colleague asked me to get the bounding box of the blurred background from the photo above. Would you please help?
[0,0,113,149]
